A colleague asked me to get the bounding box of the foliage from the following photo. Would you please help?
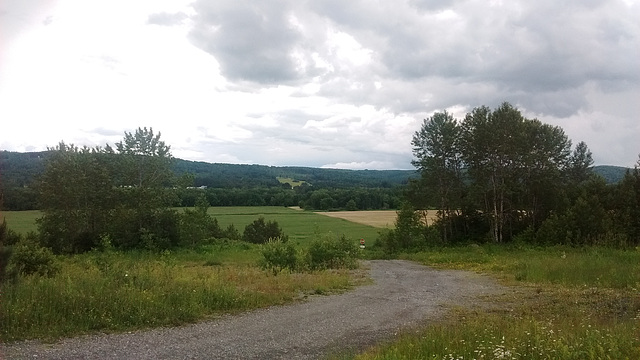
[0,218,12,285]
[377,203,437,253]
[242,217,288,244]
[6,234,59,278]
[405,102,640,248]
[1,150,409,211]
[36,129,178,253]
[305,233,359,270]
[412,111,463,243]
[259,237,299,275]
[0,248,354,342]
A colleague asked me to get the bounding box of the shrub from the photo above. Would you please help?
[305,233,358,270]
[259,237,298,275]
[243,217,288,244]
[7,235,59,278]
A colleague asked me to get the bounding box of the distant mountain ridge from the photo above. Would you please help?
[0,150,417,189]
[0,151,632,190]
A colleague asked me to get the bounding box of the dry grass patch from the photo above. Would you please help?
[316,210,439,228]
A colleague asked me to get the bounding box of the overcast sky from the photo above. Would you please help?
[1,0,638,169]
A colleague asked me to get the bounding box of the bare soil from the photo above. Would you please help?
[2,260,502,360]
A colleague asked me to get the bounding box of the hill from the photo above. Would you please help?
[591,165,632,184]
[0,150,415,190]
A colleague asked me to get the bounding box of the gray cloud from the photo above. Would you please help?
[188,0,304,84]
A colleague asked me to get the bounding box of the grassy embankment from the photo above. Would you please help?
[0,207,377,342]
[350,245,640,359]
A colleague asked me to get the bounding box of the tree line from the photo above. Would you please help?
[0,151,410,211]
[382,102,640,250]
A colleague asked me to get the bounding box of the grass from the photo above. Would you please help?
[276,177,306,187]
[0,207,377,342]
[349,245,640,359]
[0,244,366,342]
[0,210,40,235]
[1,207,381,245]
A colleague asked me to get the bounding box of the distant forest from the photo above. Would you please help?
[0,150,417,211]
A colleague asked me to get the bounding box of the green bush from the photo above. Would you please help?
[242,217,288,244]
[259,237,298,275]
[305,233,358,270]
[7,235,59,278]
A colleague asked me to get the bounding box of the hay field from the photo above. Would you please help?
[315,210,439,228]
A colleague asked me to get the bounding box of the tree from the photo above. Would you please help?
[518,120,571,230]
[461,103,526,243]
[111,127,178,249]
[242,217,287,244]
[411,111,463,243]
[37,143,114,253]
[567,141,594,184]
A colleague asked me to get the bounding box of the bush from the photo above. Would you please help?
[7,235,59,278]
[260,237,298,275]
[305,233,358,270]
[243,217,288,244]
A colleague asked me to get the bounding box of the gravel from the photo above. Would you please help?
[2,260,502,359]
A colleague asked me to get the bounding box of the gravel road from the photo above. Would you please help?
[2,260,502,359]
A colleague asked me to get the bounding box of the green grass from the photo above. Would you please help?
[0,207,377,342]
[0,245,365,342]
[0,210,40,234]
[276,177,306,187]
[349,245,640,360]
[1,207,381,245]
[209,207,380,245]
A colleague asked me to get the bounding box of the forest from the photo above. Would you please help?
[0,150,410,211]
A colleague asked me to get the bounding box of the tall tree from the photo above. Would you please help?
[567,141,594,184]
[411,111,463,242]
[38,143,114,253]
[461,103,526,242]
[112,127,177,249]
[519,120,571,230]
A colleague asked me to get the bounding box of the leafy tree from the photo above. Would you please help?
[461,103,526,243]
[567,141,594,184]
[37,143,114,253]
[518,120,571,230]
[242,217,287,244]
[411,111,463,243]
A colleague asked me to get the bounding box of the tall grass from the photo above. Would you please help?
[352,245,640,359]
[0,246,359,342]
[405,245,640,289]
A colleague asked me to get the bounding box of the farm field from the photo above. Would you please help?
[0,210,40,235]
[0,207,382,244]
[316,209,439,228]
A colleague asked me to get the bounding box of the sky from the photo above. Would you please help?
[1,0,638,170]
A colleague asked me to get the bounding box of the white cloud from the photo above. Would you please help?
[0,0,638,169]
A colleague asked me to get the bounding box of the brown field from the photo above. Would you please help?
[315,210,439,228]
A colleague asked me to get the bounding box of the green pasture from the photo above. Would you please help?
[1,207,381,245]
[276,177,306,187]
[0,210,40,235]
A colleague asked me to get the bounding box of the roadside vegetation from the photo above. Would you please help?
[348,245,640,359]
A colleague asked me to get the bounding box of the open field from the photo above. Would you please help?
[0,207,382,243]
[316,210,440,228]
[0,210,41,235]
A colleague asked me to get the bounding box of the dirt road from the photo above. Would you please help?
[3,260,501,359]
